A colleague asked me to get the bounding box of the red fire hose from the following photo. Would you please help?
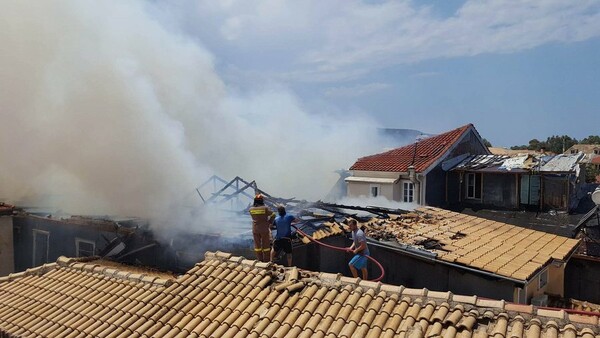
[291,224,385,282]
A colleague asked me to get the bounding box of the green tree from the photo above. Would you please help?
[580,135,600,144]
[527,138,545,151]
[482,138,492,147]
[544,135,577,153]
[585,165,600,183]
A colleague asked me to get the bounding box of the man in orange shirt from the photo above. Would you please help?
[248,194,275,262]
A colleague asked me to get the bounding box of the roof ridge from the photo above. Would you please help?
[294,268,600,327]
[350,124,476,172]
[55,255,174,287]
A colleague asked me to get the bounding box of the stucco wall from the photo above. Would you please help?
[547,264,565,297]
[367,243,519,302]
[0,216,14,276]
[347,181,396,200]
[523,264,565,302]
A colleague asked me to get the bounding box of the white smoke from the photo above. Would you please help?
[0,1,385,231]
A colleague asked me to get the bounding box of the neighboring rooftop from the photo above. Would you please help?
[564,144,600,155]
[350,124,475,173]
[1,252,599,338]
[307,207,580,281]
[488,147,544,156]
[448,153,585,174]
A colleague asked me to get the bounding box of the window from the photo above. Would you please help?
[370,185,379,197]
[403,182,414,203]
[538,268,548,290]
[32,229,50,267]
[594,149,600,155]
[466,173,482,199]
[570,149,578,154]
[75,238,96,257]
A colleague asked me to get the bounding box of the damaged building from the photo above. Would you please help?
[446,153,587,212]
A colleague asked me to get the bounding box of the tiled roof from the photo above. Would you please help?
[350,124,473,172]
[488,148,543,156]
[311,207,580,281]
[565,144,600,154]
[591,156,600,165]
[1,252,599,338]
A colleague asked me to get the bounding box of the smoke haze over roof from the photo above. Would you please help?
[0,1,387,227]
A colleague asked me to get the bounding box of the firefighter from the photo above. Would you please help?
[249,194,275,262]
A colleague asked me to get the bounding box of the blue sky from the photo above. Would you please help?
[163,0,600,147]
[2,0,599,213]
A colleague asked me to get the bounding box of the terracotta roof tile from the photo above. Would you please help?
[350,124,476,172]
[1,253,599,338]
[311,207,582,281]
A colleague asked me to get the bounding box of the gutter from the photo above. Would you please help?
[367,239,527,286]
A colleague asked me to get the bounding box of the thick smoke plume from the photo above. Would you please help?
[0,1,385,231]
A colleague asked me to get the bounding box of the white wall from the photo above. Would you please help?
[347,182,395,200]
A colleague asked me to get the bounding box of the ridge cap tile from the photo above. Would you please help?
[427,290,452,301]
[254,261,271,269]
[318,272,340,284]
[451,294,477,305]
[505,303,534,314]
[339,276,360,286]
[228,255,244,264]
[215,251,233,260]
[380,284,404,295]
[566,313,598,325]
[535,308,565,320]
[358,280,380,291]
[57,256,74,266]
[402,288,428,297]
[476,298,505,309]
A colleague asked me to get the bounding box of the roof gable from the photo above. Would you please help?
[565,144,600,154]
[350,124,475,173]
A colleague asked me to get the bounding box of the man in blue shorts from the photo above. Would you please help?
[346,218,369,279]
[271,205,297,266]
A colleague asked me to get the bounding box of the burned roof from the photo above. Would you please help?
[449,154,513,172]
[0,252,598,338]
[310,207,580,282]
[447,153,584,174]
[539,153,585,173]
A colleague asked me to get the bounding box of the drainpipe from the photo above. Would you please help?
[408,165,422,204]
[408,140,423,204]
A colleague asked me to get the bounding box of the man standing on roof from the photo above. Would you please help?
[249,194,275,262]
[270,205,297,266]
[346,218,369,279]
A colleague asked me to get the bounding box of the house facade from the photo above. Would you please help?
[446,153,586,211]
[565,144,600,158]
[346,124,490,206]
